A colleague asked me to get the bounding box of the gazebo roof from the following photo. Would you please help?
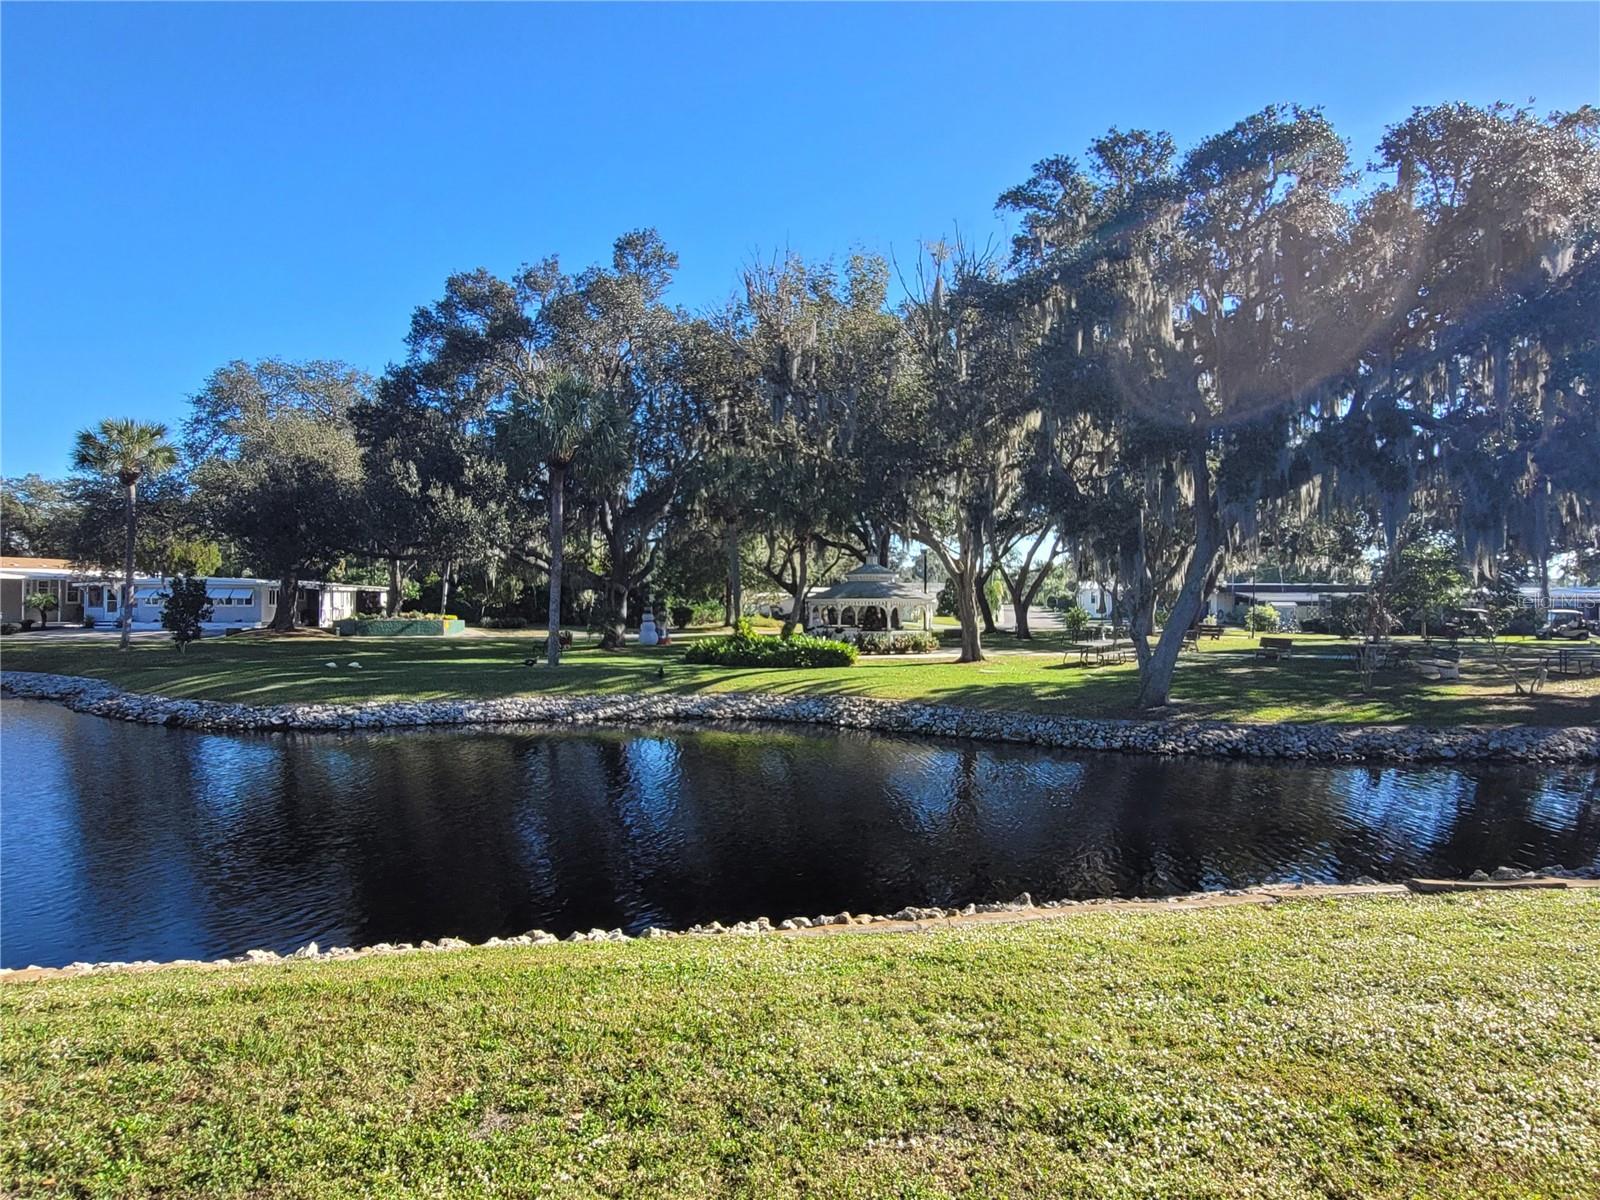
[809,563,931,603]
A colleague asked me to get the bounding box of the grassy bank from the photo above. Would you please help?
[3,893,1597,1198]
[2,626,1596,725]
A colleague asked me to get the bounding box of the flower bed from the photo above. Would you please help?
[334,617,465,637]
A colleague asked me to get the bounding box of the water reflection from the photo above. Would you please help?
[2,699,1595,967]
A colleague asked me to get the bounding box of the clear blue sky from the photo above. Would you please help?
[3,2,1597,478]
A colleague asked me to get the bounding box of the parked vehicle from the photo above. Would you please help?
[1535,609,1593,640]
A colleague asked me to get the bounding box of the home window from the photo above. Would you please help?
[106,592,118,612]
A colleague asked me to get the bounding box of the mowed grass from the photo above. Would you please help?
[3,625,1596,725]
[3,893,1598,1198]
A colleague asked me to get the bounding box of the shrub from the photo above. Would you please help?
[0,623,17,635]
[479,615,530,629]
[1060,603,1089,641]
[1245,604,1281,635]
[82,613,96,629]
[160,574,213,651]
[856,631,940,655]
[1298,616,1330,635]
[684,621,857,668]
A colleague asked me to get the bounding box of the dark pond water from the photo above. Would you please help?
[3,699,1597,968]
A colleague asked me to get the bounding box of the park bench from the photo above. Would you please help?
[1255,636,1295,663]
[1196,621,1224,639]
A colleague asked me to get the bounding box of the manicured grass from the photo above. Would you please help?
[3,893,1597,1198]
[3,626,1595,725]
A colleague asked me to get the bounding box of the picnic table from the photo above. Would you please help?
[1343,639,1412,670]
[1543,647,1600,678]
[1066,639,1134,667]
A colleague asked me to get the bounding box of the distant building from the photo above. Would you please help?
[0,557,383,629]
[1210,582,1370,624]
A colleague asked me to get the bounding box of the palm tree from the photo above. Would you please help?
[500,374,620,666]
[71,419,179,650]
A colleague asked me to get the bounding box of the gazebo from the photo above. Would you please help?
[805,563,933,635]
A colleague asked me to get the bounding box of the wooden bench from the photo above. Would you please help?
[1196,621,1224,639]
[1256,636,1295,662]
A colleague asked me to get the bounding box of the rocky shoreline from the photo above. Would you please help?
[3,668,1597,763]
[6,874,1595,982]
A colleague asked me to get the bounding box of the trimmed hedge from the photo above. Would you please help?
[479,616,530,629]
[335,617,465,637]
[684,621,856,668]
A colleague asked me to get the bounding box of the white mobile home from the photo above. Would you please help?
[1,558,385,631]
[112,577,385,630]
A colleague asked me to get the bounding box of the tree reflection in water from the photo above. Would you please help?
[3,700,1595,968]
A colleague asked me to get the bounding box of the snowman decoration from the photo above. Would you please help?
[638,596,660,647]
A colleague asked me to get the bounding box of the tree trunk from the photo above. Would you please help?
[955,568,984,663]
[546,464,565,667]
[1135,444,1219,709]
[387,558,404,617]
[724,524,742,626]
[1535,497,1551,613]
[782,539,809,639]
[119,482,137,650]
[976,564,999,636]
[270,570,299,632]
[438,559,454,617]
[1012,591,1031,639]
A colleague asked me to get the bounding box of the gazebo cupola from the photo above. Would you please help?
[805,563,933,634]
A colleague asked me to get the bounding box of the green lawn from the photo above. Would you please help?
[3,626,1596,725]
[3,893,1597,1198]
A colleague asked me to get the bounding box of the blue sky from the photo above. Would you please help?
[3,2,1597,479]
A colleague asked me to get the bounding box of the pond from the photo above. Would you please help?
[2,699,1596,968]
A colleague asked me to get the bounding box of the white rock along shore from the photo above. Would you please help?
[6,875,1596,981]
[3,669,1597,763]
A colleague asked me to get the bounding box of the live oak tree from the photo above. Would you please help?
[0,475,75,557]
[897,244,1042,663]
[1386,105,1600,602]
[69,418,179,649]
[355,354,509,618]
[741,253,899,636]
[186,360,370,630]
[1007,110,1352,705]
[543,231,700,645]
